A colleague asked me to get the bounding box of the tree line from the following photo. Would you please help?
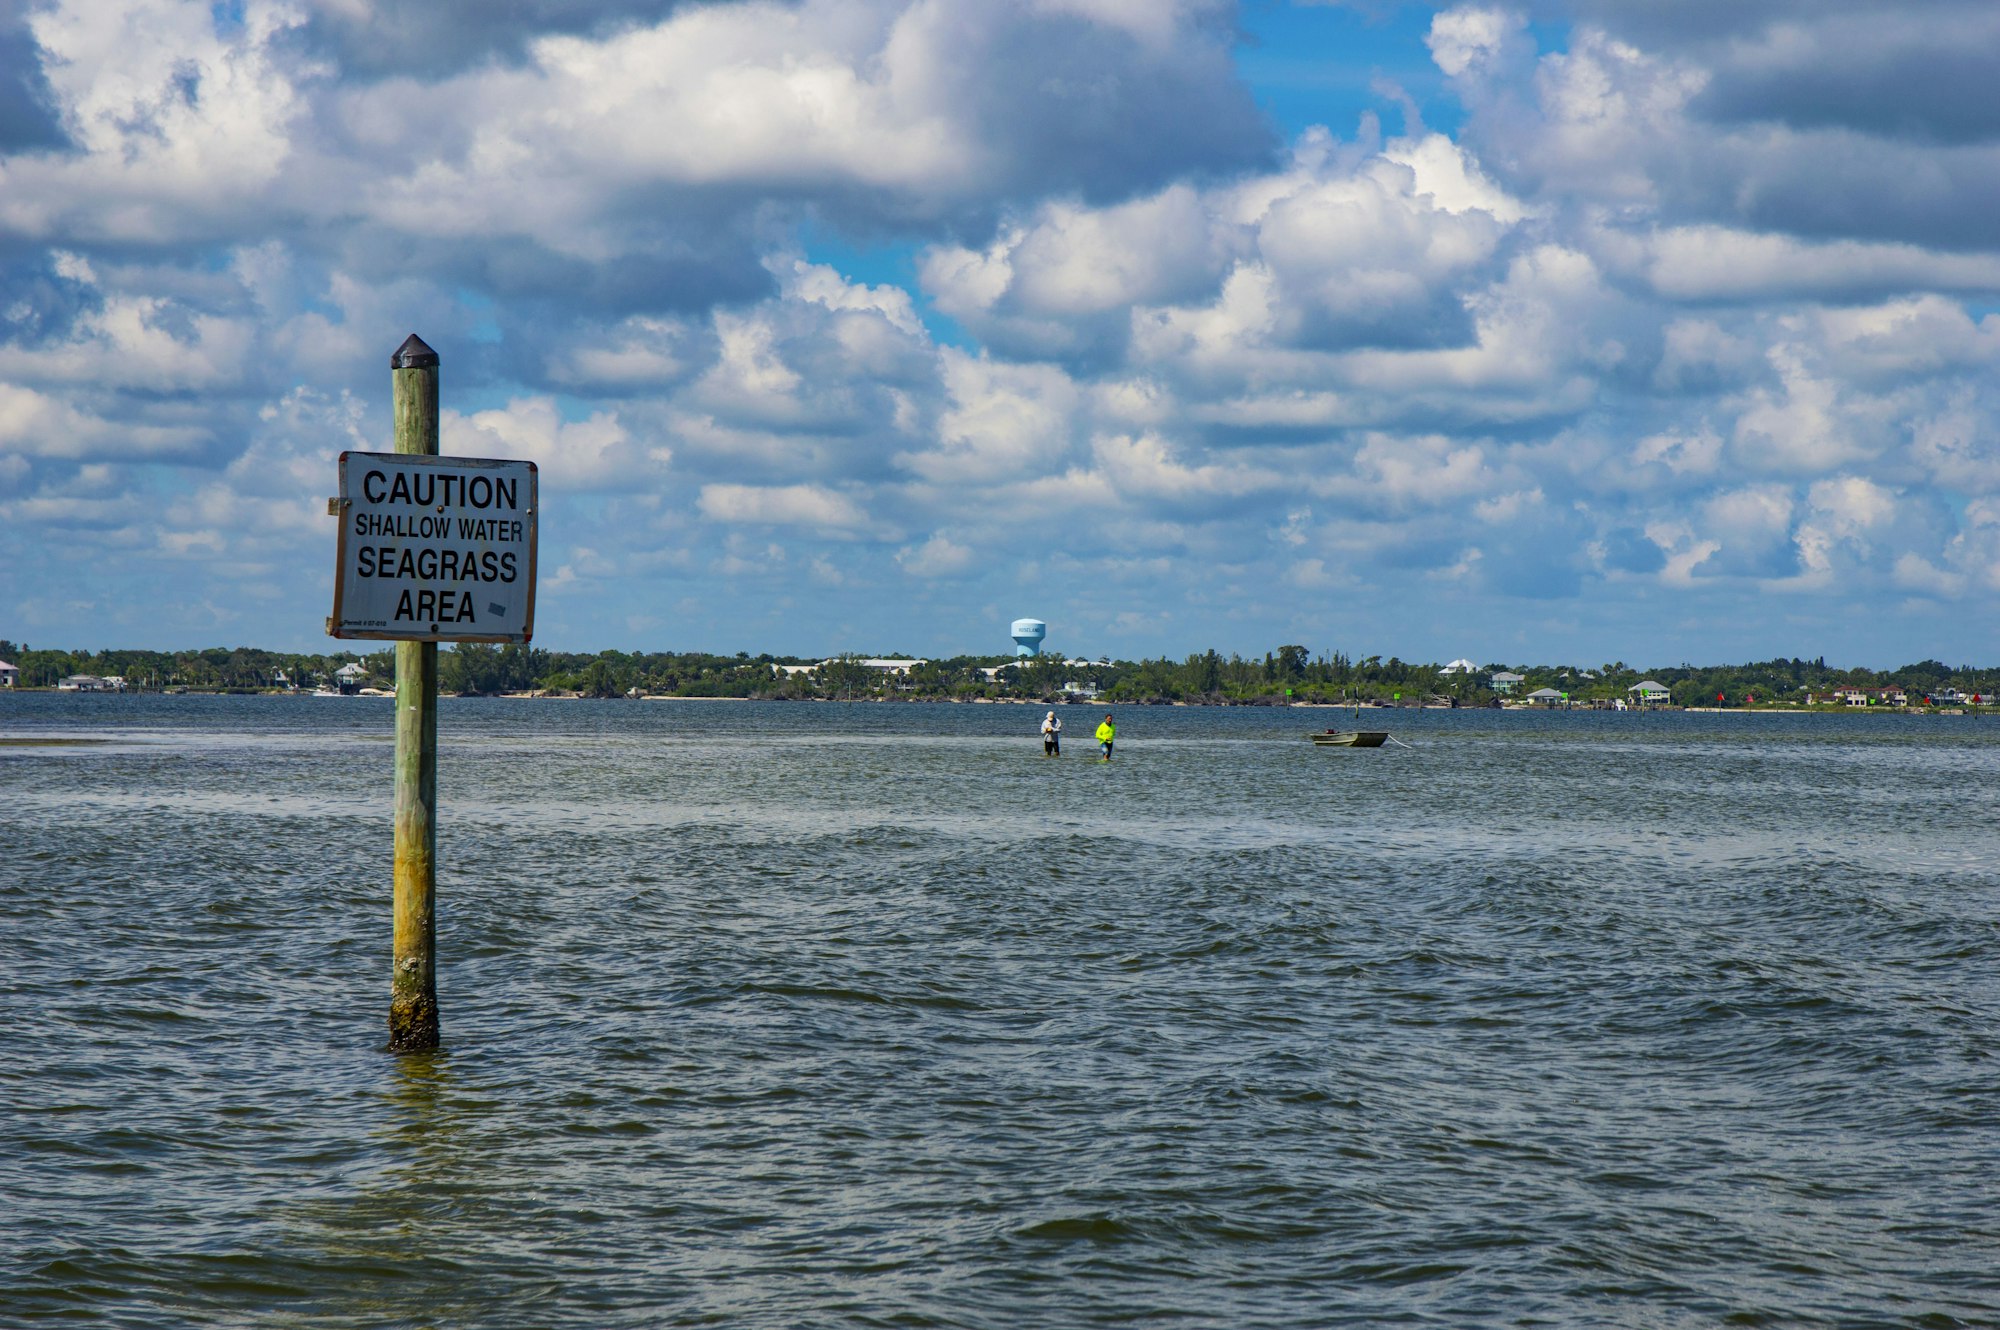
[5,638,1999,707]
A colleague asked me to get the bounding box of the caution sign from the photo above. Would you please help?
[329,452,538,643]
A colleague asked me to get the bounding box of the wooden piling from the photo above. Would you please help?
[388,334,441,1052]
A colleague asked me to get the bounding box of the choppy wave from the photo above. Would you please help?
[4,696,1998,1327]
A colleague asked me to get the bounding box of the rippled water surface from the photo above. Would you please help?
[4,694,1999,1327]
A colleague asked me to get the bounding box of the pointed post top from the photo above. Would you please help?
[391,334,439,369]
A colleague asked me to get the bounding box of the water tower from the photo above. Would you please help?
[1011,618,1046,657]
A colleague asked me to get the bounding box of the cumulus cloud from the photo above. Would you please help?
[3,0,307,241]
[1620,228,2000,303]
[697,482,872,531]
[447,397,657,492]
[4,0,2000,663]
[898,352,1080,484]
[895,531,973,577]
[1426,7,1530,80]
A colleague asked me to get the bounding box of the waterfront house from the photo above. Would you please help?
[858,659,927,676]
[1526,687,1566,707]
[0,660,16,687]
[1491,671,1524,695]
[1627,680,1671,705]
[792,658,929,679]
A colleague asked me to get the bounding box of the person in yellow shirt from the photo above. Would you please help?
[1094,713,1116,761]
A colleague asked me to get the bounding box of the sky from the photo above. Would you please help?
[3,0,2000,666]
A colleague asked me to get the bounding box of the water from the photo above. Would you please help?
[4,695,1998,1327]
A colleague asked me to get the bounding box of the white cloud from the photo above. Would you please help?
[3,0,306,240]
[6,0,2000,664]
[446,397,655,492]
[547,317,699,390]
[1812,296,2000,379]
[1090,431,1275,503]
[1783,476,1903,587]
[0,252,255,392]
[1630,424,1723,479]
[0,383,205,460]
[895,532,974,577]
[1730,344,1877,474]
[1426,7,1528,79]
[1892,551,1962,596]
[1381,133,1529,222]
[697,482,871,530]
[897,351,1080,485]
[1908,389,2000,495]
[1341,432,1501,508]
[1000,186,1226,317]
[1632,228,2000,302]
[1653,319,1757,393]
[1285,557,1351,590]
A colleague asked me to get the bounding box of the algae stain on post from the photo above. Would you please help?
[389,333,441,1053]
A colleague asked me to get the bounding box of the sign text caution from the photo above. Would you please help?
[329,452,538,643]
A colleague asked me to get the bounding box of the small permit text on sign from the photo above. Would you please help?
[329,452,538,643]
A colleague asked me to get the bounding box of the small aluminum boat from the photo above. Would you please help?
[1310,730,1389,747]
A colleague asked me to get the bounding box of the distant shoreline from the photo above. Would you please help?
[7,688,1982,716]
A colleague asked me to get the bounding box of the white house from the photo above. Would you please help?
[1628,680,1671,705]
[1526,687,1566,706]
[335,663,368,682]
[775,659,927,684]
[57,675,123,692]
[0,660,17,687]
[857,659,926,676]
[1440,658,1479,675]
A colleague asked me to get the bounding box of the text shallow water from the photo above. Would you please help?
[3,696,1998,1327]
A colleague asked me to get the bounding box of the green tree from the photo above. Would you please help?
[580,658,622,698]
[819,654,874,699]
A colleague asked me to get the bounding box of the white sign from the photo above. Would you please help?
[329,452,538,643]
